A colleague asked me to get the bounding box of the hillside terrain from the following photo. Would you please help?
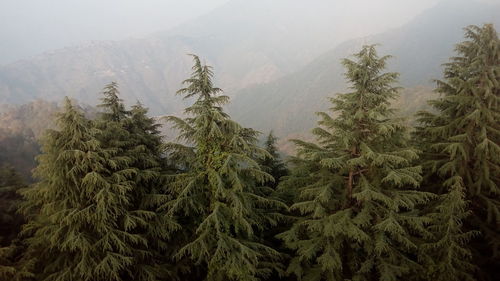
[0,0,498,154]
[0,100,96,180]
[228,0,500,142]
[0,0,415,115]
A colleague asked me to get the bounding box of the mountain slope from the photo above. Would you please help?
[0,99,96,180]
[0,0,439,114]
[229,0,500,140]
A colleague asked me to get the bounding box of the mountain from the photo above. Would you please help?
[0,0,438,115]
[0,39,195,114]
[228,0,500,143]
[0,99,96,180]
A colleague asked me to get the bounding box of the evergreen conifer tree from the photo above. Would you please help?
[163,55,285,281]
[278,45,434,281]
[419,178,477,281]
[256,132,291,281]
[258,132,288,189]
[95,84,179,280]
[127,102,181,279]
[19,98,158,281]
[416,24,499,280]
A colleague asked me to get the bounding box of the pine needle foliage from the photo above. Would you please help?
[20,98,137,281]
[0,165,25,246]
[19,97,172,281]
[278,45,434,281]
[416,24,500,280]
[419,177,477,281]
[95,84,180,280]
[256,131,290,280]
[258,131,289,189]
[163,55,285,281]
[126,102,182,280]
[0,165,30,280]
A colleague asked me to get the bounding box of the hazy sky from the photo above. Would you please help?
[0,0,230,64]
[0,0,446,65]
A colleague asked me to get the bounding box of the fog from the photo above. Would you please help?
[0,0,230,64]
[0,0,444,65]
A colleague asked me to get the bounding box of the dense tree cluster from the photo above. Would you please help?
[0,24,498,281]
[278,45,435,281]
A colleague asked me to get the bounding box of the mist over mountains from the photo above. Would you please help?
[0,0,498,143]
[229,0,500,140]
[0,0,232,65]
[1,0,438,112]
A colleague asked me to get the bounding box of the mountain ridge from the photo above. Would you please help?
[0,0,441,114]
[228,0,500,143]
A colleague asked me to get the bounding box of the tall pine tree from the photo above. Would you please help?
[95,84,179,280]
[419,177,477,281]
[416,24,499,281]
[258,131,288,189]
[257,132,291,281]
[163,55,285,281]
[19,97,168,281]
[278,45,434,281]
[20,98,133,280]
[127,102,182,279]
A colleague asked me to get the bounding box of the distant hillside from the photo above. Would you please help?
[0,0,409,115]
[0,39,195,114]
[229,0,500,141]
[0,100,96,180]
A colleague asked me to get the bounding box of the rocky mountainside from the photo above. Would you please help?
[1,0,498,153]
[228,0,500,142]
[0,0,412,114]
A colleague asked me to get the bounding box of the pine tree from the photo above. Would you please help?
[94,82,130,151]
[255,132,290,281]
[258,131,288,189]
[419,177,477,281]
[416,24,500,280]
[278,45,434,281]
[163,55,285,281]
[95,84,179,280]
[19,98,154,281]
[127,102,181,279]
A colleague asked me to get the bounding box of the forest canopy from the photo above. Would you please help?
[0,24,498,281]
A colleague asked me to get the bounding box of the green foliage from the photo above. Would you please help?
[20,98,124,280]
[18,95,175,281]
[278,45,434,281]
[127,101,184,279]
[420,176,478,281]
[94,84,180,280]
[255,132,291,281]
[416,24,500,281]
[0,165,25,244]
[258,131,289,189]
[0,165,29,280]
[163,55,286,281]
